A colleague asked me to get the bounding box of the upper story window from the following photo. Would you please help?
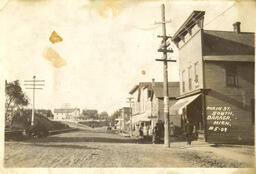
[182,70,185,92]
[147,89,152,98]
[188,66,192,90]
[194,62,199,88]
[226,63,238,87]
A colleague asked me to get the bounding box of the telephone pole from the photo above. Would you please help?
[156,4,176,148]
[24,76,45,126]
[127,97,134,136]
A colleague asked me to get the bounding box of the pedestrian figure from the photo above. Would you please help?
[185,120,193,145]
[137,125,144,143]
[152,123,160,144]
[139,126,143,137]
[170,121,175,137]
[148,125,152,136]
[143,125,148,136]
[193,124,198,140]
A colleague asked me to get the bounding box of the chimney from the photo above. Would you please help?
[233,22,241,33]
[152,78,155,87]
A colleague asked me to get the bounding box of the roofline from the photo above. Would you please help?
[129,81,180,94]
[172,11,205,43]
[204,29,255,34]
[129,85,139,94]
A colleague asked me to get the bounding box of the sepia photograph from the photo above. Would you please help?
[0,0,255,171]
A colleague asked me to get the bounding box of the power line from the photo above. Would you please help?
[155,4,177,148]
[204,3,236,27]
[170,3,236,40]
[149,3,236,83]
[170,11,205,40]
[24,76,45,126]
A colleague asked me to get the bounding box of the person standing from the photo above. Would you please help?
[152,123,160,144]
[170,122,175,136]
[185,120,193,145]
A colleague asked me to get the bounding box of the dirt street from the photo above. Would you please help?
[4,127,255,168]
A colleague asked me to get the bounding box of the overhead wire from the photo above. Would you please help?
[204,3,236,27]
[171,2,236,65]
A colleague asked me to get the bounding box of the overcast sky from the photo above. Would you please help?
[1,0,255,114]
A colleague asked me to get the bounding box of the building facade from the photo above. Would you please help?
[116,107,131,131]
[170,11,255,144]
[53,108,80,122]
[129,80,180,135]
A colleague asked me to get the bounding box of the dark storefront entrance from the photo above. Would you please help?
[169,94,203,139]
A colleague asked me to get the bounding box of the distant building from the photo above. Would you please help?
[116,107,131,131]
[170,11,254,144]
[53,108,80,122]
[129,80,180,134]
[37,109,54,119]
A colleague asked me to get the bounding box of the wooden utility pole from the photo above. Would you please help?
[127,97,134,136]
[24,76,45,126]
[156,4,176,148]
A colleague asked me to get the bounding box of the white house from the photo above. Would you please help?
[53,108,80,122]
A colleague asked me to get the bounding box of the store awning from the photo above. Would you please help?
[131,111,151,123]
[169,94,201,115]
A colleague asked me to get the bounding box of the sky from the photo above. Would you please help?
[1,0,256,114]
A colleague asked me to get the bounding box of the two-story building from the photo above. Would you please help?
[129,80,180,135]
[53,107,80,122]
[170,11,254,144]
[116,107,132,131]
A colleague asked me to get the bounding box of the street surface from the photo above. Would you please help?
[4,126,255,167]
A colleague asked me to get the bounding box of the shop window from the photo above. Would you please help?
[194,62,199,88]
[226,64,238,87]
[188,66,192,90]
[147,90,152,98]
[182,70,185,92]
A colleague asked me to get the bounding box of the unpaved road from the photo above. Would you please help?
[4,127,254,167]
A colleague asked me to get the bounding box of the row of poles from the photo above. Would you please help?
[22,4,173,148]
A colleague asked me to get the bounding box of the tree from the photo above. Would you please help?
[99,111,109,120]
[5,80,29,126]
[82,109,98,120]
[107,109,121,126]
[109,110,121,121]
[5,80,29,111]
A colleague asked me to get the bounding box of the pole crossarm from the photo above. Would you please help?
[24,80,45,82]
[127,97,134,137]
[155,59,176,62]
[24,84,45,86]
[155,4,175,148]
[157,35,172,39]
[154,19,172,25]
[157,48,173,53]
[126,101,134,103]
[24,76,45,126]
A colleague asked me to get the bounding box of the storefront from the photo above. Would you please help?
[169,93,203,137]
[131,111,153,136]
